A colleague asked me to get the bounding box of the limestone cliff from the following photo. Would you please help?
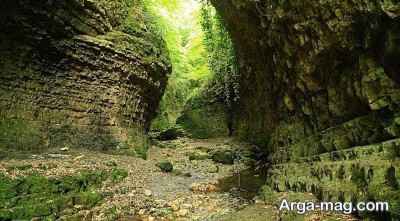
[0,0,171,153]
[211,0,400,219]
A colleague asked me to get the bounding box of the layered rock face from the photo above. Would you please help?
[0,0,171,151]
[212,0,400,219]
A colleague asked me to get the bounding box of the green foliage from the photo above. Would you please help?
[261,185,279,204]
[145,0,212,130]
[111,168,129,182]
[156,160,174,173]
[199,3,239,108]
[0,170,119,220]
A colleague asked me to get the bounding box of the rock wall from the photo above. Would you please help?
[177,102,229,139]
[0,0,171,152]
[211,0,400,219]
[211,0,400,158]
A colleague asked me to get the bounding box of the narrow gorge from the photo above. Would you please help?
[0,0,399,221]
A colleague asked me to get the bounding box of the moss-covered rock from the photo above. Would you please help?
[211,149,235,165]
[177,103,229,139]
[157,127,185,141]
[188,152,210,161]
[0,168,127,220]
[157,161,174,173]
[0,0,171,154]
[210,0,400,159]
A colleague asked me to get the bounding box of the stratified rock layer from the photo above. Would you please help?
[0,0,171,151]
[211,0,400,155]
[211,0,400,219]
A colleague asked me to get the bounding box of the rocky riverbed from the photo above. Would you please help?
[0,138,358,221]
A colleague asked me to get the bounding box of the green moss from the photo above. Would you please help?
[211,149,235,164]
[189,152,209,161]
[177,103,228,139]
[156,161,174,173]
[0,118,43,151]
[351,164,367,188]
[110,168,129,182]
[0,168,127,220]
[72,191,103,208]
[385,166,399,189]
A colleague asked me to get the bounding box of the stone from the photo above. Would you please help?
[211,150,235,164]
[73,155,85,161]
[144,189,153,197]
[188,152,209,161]
[157,127,184,141]
[190,182,218,193]
[169,203,180,211]
[176,209,189,217]
[156,161,174,173]
[138,209,146,215]
[181,204,193,209]
[60,147,69,151]
[206,165,219,173]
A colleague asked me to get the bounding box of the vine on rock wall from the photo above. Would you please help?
[199,2,239,134]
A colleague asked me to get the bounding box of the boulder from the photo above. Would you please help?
[157,127,184,141]
[211,150,235,164]
[156,161,174,173]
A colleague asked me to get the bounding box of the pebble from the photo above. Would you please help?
[190,182,218,193]
[176,209,189,217]
[206,165,219,173]
[169,202,179,211]
[182,203,193,209]
[73,155,85,161]
[138,209,146,215]
[144,189,153,196]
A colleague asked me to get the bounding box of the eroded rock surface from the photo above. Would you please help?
[211,0,400,157]
[0,0,171,151]
[211,0,400,219]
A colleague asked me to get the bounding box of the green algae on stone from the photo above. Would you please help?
[157,161,174,173]
[0,168,128,220]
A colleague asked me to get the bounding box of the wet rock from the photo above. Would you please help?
[157,161,174,173]
[211,150,235,164]
[157,127,184,141]
[189,152,209,161]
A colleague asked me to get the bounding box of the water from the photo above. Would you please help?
[217,169,267,201]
